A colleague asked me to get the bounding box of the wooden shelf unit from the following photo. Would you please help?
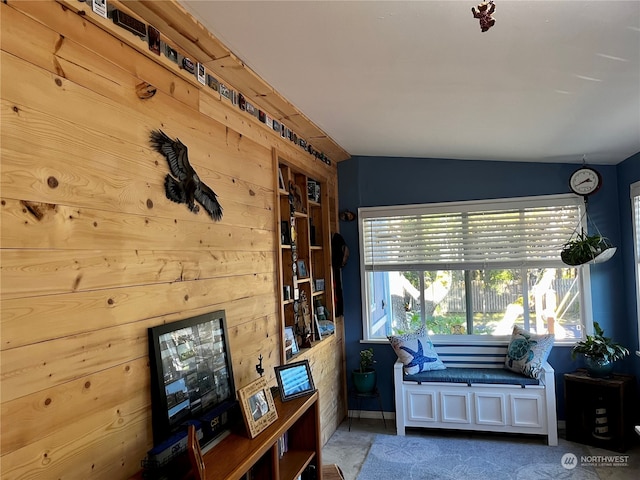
[274,150,335,364]
[128,393,321,480]
[203,392,322,480]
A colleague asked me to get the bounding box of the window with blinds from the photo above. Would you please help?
[360,195,582,271]
[358,195,589,342]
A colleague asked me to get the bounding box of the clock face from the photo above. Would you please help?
[569,167,601,196]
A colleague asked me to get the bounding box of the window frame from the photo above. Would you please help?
[358,194,592,345]
[631,181,640,355]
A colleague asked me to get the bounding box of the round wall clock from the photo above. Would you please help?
[569,167,602,196]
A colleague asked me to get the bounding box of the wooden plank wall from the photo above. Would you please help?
[0,1,346,479]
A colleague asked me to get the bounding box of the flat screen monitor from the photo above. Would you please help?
[148,310,238,446]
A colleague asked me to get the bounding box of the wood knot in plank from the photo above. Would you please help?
[47,176,59,188]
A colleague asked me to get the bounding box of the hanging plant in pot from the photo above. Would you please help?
[571,322,629,378]
[560,230,616,266]
[352,348,376,393]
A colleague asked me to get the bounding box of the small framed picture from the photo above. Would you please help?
[297,260,308,278]
[147,25,161,55]
[284,326,298,359]
[196,63,206,85]
[274,360,315,402]
[237,376,278,438]
[92,0,108,18]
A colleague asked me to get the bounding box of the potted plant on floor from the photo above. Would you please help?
[571,322,629,377]
[352,348,376,393]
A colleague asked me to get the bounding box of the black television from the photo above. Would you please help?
[148,310,238,448]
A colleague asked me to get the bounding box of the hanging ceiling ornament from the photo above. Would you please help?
[471,1,496,32]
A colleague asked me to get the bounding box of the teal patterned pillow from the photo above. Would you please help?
[505,325,554,379]
[388,326,446,375]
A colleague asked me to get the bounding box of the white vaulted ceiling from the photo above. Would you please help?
[180,1,640,164]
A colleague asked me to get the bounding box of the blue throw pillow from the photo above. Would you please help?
[388,326,446,375]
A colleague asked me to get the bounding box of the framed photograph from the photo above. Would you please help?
[297,260,308,278]
[284,326,299,359]
[147,25,161,55]
[237,376,278,438]
[274,360,316,402]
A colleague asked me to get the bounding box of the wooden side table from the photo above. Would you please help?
[564,369,636,452]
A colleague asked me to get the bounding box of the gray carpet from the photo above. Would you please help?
[356,433,603,480]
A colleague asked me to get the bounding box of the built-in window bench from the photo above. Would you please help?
[393,344,558,446]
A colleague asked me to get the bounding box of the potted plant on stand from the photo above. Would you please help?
[352,348,376,393]
[571,322,629,378]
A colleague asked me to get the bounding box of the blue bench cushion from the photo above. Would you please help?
[403,367,540,386]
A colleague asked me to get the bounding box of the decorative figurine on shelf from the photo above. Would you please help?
[255,354,264,377]
[471,1,496,32]
[314,298,327,321]
[290,183,306,214]
[296,292,313,348]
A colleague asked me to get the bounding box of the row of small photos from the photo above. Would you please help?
[87,0,332,165]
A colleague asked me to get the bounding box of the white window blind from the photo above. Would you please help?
[360,195,582,271]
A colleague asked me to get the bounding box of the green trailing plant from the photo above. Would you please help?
[571,322,629,362]
[358,347,376,373]
[561,231,614,266]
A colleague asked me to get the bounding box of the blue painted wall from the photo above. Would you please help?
[337,154,640,420]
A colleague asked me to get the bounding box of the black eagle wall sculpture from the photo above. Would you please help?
[149,129,223,221]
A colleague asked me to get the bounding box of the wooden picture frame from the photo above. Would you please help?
[237,376,278,438]
[274,360,316,402]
